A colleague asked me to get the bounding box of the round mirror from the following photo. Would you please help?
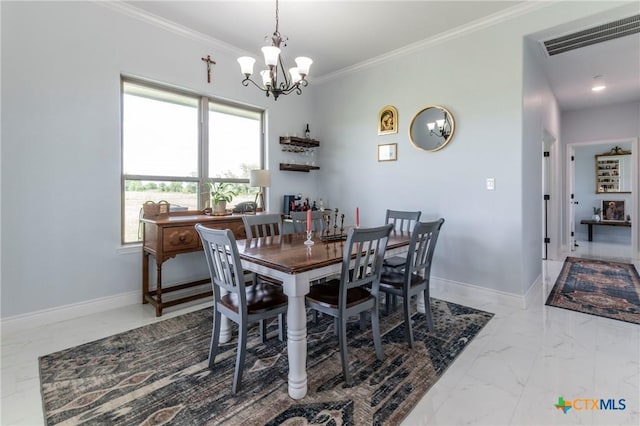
[409,105,455,152]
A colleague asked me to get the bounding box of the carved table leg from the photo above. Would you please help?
[218,288,231,343]
[282,273,310,400]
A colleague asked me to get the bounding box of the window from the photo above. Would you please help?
[121,79,264,244]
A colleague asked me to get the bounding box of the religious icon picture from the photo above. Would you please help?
[378,105,398,135]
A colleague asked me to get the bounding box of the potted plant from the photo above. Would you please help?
[592,206,602,222]
[206,182,237,215]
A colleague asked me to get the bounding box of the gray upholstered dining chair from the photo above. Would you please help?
[383,209,422,311]
[195,224,288,394]
[242,213,284,238]
[290,210,326,233]
[305,223,393,385]
[379,218,444,348]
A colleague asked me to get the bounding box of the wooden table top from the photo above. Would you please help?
[237,231,411,274]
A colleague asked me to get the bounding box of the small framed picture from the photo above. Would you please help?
[378,143,397,162]
[378,105,398,135]
[602,200,625,221]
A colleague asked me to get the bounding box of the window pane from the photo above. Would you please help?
[123,180,198,243]
[208,104,261,179]
[123,85,199,177]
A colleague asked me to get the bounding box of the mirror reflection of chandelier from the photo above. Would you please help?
[237,0,313,100]
[427,114,451,138]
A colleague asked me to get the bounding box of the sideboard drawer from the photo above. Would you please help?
[163,226,200,252]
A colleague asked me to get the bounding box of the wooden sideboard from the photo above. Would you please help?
[141,210,251,316]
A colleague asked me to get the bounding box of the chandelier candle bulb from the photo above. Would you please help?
[307,209,312,233]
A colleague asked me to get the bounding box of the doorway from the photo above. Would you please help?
[565,138,639,263]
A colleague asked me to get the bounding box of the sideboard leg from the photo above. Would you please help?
[155,263,163,317]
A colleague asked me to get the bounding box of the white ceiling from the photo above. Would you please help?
[122,0,640,111]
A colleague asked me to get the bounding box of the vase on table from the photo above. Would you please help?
[592,214,600,222]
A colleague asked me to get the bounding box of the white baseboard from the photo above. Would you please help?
[430,276,527,309]
[1,291,139,336]
[2,276,535,336]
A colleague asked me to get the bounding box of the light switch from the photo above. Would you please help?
[486,178,495,190]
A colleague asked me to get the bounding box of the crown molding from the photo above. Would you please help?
[95,0,253,58]
[97,0,552,84]
[315,1,554,84]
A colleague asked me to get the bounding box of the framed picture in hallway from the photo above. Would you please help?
[602,200,625,221]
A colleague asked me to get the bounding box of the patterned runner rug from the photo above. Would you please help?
[39,299,493,425]
[545,257,640,324]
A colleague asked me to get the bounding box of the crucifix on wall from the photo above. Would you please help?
[201,55,216,83]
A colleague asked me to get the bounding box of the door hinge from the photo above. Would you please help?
[544,237,551,243]
[544,151,550,157]
[544,194,550,200]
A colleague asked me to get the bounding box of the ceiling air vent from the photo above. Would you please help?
[542,14,640,56]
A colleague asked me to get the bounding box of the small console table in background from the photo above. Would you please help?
[141,211,251,316]
[580,219,631,242]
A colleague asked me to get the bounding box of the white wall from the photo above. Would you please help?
[1,1,634,320]
[313,1,631,296]
[0,1,316,318]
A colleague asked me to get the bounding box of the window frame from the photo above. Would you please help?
[120,77,265,245]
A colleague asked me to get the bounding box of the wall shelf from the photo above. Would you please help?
[279,136,319,147]
[280,136,320,172]
[280,164,320,172]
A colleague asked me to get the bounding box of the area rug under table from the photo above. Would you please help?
[39,299,493,425]
[545,256,640,324]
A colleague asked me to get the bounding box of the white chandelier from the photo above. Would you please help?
[237,0,312,100]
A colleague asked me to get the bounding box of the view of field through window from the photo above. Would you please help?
[122,81,262,243]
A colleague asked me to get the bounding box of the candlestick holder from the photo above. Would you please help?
[304,230,315,246]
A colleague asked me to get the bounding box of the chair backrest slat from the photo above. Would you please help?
[385,209,422,234]
[195,224,246,308]
[243,214,283,238]
[407,219,445,278]
[341,224,393,297]
[290,210,326,233]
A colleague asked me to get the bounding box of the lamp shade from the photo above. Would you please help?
[250,169,271,187]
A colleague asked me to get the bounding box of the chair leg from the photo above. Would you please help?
[232,322,248,394]
[402,293,414,348]
[278,313,286,341]
[371,306,384,361]
[423,288,434,331]
[385,292,391,315]
[259,319,267,343]
[359,312,367,330]
[208,309,222,368]
[338,314,352,385]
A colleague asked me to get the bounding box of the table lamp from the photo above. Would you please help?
[249,169,271,212]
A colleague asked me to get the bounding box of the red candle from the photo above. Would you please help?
[356,207,360,227]
[307,209,311,232]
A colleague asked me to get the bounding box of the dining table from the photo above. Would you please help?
[231,229,412,400]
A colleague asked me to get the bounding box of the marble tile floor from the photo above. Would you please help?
[2,245,639,425]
